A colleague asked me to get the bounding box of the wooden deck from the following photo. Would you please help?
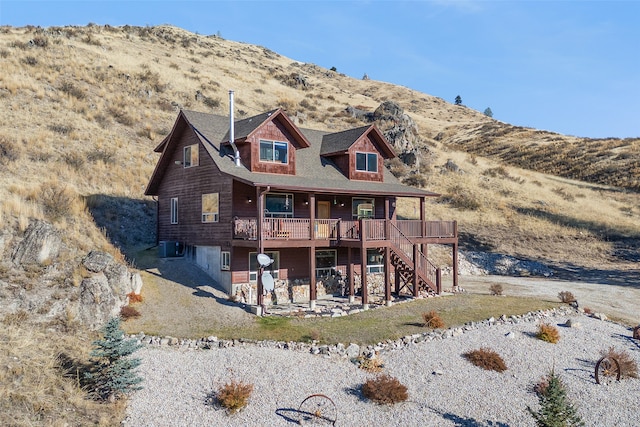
[233,218,457,246]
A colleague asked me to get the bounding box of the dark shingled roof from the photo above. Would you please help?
[320,126,369,155]
[146,109,437,198]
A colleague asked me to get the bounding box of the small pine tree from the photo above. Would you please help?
[85,317,143,401]
[527,370,584,427]
[484,107,493,117]
[455,95,462,105]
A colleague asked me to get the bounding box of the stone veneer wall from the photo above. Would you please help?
[233,273,389,305]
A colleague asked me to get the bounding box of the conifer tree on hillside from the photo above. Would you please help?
[484,107,493,117]
[455,95,462,105]
[527,370,584,427]
[85,317,143,401]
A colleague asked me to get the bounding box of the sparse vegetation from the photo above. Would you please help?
[356,354,385,373]
[362,374,408,405]
[213,379,254,414]
[422,310,445,329]
[463,347,507,372]
[600,347,638,379]
[536,322,560,344]
[558,291,576,304]
[489,283,504,296]
[120,306,141,320]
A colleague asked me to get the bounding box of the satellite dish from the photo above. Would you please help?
[261,272,275,292]
[257,253,274,267]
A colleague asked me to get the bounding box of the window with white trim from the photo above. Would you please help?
[221,251,230,270]
[249,251,279,281]
[352,198,374,219]
[315,250,337,278]
[184,144,199,167]
[170,197,178,224]
[366,248,384,273]
[265,193,293,218]
[355,152,378,172]
[259,139,288,163]
[201,193,219,223]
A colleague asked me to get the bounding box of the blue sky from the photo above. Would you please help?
[2,1,639,138]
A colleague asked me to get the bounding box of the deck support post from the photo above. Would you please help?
[360,219,369,309]
[309,245,316,309]
[412,244,419,298]
[347,247,355,304]
[384,245,391,306]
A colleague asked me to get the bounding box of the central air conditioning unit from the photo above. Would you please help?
[158,241,184,258]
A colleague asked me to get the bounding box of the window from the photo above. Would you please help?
[170,197,178,224]
[221,251,230,270]
[265,193,293,218]
[352,198,374,219]
[201,193,219,223]
[315,250,337,278]
[355,152,378,172]
[259,139,288,164]
[184,144,199,167]
[249,251,279,281]
[366,248,384,273]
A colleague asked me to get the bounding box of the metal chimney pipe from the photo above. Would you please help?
[229,90,241,167]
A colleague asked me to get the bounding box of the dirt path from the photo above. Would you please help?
[123,253,255,337]
[453,274,639,326]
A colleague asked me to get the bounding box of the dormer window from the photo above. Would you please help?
[184,144,199,167]
[356,152,378,173]
[259,139,288,164]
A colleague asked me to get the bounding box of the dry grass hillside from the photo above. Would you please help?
[0,24,639,426]
[1,23,638,273]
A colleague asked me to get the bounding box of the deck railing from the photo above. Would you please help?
[233,218,456,242]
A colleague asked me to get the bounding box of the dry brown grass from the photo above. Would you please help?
[463,347,508,372]
[362,374,408,405]
[536,322,560,344]
[0,320,125,426]
[600,347,638,379]
[422,310,445,329]
[213,380,254,414]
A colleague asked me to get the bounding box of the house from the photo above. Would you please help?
[145,99,458,312]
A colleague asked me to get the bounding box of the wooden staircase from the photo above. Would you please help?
[386,222,441,295]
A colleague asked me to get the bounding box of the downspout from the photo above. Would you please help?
[229,90,241,167]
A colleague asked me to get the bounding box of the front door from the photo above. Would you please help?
[316,201,331,238]
[317,201,330,219]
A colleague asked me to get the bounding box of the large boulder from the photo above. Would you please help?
[11,220,62,265]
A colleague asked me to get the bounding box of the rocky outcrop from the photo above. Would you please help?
[0,220,142,330]
[11,220,62,265]
[78,251,143,330]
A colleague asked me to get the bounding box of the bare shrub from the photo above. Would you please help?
[362,374,408,405]
[440,185,481,211]
[62,152,85,170]
[403,174,428,188]
[87,148,116,164]
[127,292,143,304]
[357,354,384,373]
[463,347,507,372]
[203,96,220,109]
[386,158,408,178]
[39,182,77,221]
[213,380,254,414]
[108,107,135,126]
[558,291,576,303]
[22,56,38,66]
[536,322,560,344]
[600,347,638,379]
[0,135,20,164]
[489,283,503,296]
[119,306,141,320]
[422,311,445,329]
[49,124,74,135]
[60,81,85,100]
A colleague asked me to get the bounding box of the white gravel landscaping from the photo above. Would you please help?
[123,313,639,426]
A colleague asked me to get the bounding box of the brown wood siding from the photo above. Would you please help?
[348,134,384,182]
[248,119,298,175]
[156,129,234,247]
[331,154,350,178]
